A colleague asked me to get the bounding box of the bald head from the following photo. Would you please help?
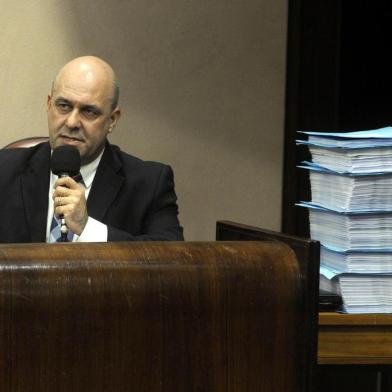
[52,56,119,110]
[47,56,122,164]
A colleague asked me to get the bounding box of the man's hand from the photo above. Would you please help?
[53,176,88,236]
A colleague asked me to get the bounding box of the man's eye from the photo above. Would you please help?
[56,103,71,112]
[83,109,99,119]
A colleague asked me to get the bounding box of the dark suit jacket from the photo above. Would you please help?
[0,141,183,243]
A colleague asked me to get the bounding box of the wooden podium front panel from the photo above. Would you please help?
[0,241,309,392]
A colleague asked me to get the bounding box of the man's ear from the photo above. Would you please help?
[108,106,121,132]
[47,94,53,111]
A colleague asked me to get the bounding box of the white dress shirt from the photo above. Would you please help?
[46,149,108,242]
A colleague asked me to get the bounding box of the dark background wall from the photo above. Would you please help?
[283,0,391,238]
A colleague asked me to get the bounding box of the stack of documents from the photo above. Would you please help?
[307,146,392,174]
[297,126,392,149]
[297,126,392,313]
[301,167,392,212]
[320,266,392,314]
[299,203,392,250]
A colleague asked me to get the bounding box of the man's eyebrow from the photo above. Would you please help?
[55,96,71,104]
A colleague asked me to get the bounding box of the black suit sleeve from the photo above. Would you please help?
[107,165,184,241]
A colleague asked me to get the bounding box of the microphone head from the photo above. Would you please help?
[51,145,81,176]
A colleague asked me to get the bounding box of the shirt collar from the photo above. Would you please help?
[79,148,105,189]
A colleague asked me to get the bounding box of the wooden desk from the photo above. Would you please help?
[318,312,392,365]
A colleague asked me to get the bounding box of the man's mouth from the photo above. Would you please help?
[60,135,84,144]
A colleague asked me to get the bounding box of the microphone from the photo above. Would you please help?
[50,145,81,242]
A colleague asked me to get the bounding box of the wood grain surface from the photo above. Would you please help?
[0,241,308,391]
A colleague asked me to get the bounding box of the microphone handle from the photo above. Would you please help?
[60,218,68,242]
[58,172,69,242]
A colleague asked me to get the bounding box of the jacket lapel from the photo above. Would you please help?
[87,143,124,221]
[21,142,51,242]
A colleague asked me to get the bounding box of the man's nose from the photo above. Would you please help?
[65,108,81,129]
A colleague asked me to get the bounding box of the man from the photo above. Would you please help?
[0,56,183,242]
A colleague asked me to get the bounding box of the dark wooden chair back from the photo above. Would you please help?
[216,220,320,392]
[3,136,49,149]
[1,241,307,391]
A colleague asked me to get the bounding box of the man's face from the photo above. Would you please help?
[47,71,120,165]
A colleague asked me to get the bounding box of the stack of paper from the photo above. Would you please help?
[297,126,392,149]
[320,247,392,273]
[308,146,392,174]
[297,126,392,313]
[320,265,392,314]
[301,166,392,212]
[299,203,392,250]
